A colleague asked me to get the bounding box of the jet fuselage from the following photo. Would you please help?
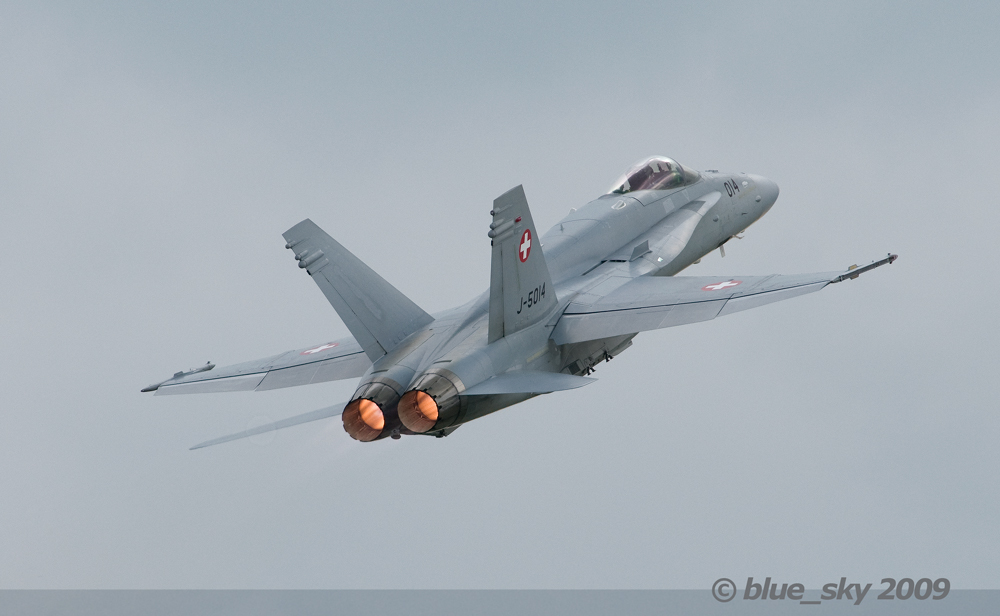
[348,167,780,439]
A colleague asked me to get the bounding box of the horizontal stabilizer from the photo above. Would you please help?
[461,371,596,396]
[190,403,345,450]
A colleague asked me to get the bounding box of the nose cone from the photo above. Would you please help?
[750,175,779,212]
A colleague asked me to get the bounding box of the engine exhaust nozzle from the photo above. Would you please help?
[398,390,439,433]
[342,380,402,442]
[397,369,463,433]
[342,399,385,442]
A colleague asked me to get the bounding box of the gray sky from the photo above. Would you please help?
[1,0,998,589]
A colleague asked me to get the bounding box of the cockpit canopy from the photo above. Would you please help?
[607,156,700,195]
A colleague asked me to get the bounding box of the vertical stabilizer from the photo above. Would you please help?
[487,186,557,343]
[283,219,434,362]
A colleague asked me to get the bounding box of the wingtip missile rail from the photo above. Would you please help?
[830,253,898,284]
[140,361,215,393]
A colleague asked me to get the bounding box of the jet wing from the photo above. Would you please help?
[142,335,370,395]
[552,255,897,345]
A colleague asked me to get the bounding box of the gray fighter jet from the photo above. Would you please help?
[142,156,896,448]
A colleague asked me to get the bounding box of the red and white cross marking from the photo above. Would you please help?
[519,229,532,263]
[300,342,339,355]
[701,280,742,291]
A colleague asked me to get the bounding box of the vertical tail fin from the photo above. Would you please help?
[283,219,433,362]
[487,185,557,343]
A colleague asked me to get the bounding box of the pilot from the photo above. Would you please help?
[611,157,688,194]
[647,159,683,190]
[620,163,653,193]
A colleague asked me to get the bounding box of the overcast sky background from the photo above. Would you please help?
[1,1,998,589]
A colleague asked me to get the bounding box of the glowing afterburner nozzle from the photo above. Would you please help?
[342,399,385,442]
[398,390,439,433]
[359,399,385,430]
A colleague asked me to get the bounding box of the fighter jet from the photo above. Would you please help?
[142,156,896,449]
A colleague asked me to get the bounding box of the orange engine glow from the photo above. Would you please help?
[358,399,385,430]
[398,390,439,433]
[342,399,385,441]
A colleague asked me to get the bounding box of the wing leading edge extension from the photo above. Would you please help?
[553,254,897,345]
